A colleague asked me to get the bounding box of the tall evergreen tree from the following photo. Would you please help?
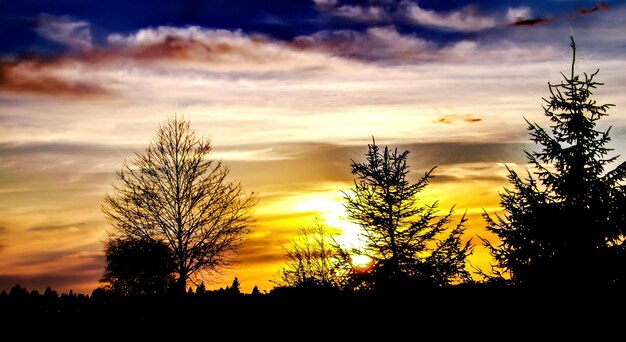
[483,37,626,287]
[344,139,473,290]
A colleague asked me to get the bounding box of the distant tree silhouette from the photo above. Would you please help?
[277,219,350,288]
[43,287,58,300]
[230,277,241,295]
[344,139,473,290]
[9,284,28,298]
[103,116,257,294]
[100,237,176,296]
[251,285,261,296]
[482,37,626,287]
[196,282,207,296]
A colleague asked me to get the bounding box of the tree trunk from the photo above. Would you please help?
[176,272,188,296]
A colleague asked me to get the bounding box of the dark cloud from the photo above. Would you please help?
[0,141,137,158]
[240,252,285,265]
[577,2,609,16]
[227,141,529,196]
[238,232,294,265]
[29,222,85,232]
[509,17,557,27]
[431,174,506,184]
[508,2,610,27]
[10,251,73,267]
[0,251,104,292]
[435,116,482,124]
[436,117,454,124]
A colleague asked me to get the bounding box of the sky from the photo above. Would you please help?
[1,0,625,293]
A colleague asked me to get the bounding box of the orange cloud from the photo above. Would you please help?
[0,60,110,97]
[435,115,482,125]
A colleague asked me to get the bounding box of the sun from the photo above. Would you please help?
[287,187,372,267]
[350,254,372,267]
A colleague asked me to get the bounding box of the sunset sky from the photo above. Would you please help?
[1,0,625,293]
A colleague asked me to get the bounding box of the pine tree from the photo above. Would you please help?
[251,285,261,296]
[196,282,206,296]
[483,37,626,287]
[344,138,473,290]
[230,277,241,295]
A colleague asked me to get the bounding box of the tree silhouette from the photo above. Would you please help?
[344,139,473,290]
[100,237,176,296]
[277,219,350,288]
[230,277,241,295]
[251,285,261,296]
[196,282,207,296]
[482,37,626,287]
[103,116,257,294]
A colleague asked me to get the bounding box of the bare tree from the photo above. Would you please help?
[277,219,351,288]
[103,116,256,294]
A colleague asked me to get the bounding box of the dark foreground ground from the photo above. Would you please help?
[1,284,623,335]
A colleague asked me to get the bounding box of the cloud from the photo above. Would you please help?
[0,141,135,158]
[333,5,389,23]
[506,2,610,28]
[294,26,433,62]
[0,59,110,97]
[35,14,92,51]
[296,26,563,65]
[211,147,292,161]
[506,7,532,23]
[239,236,286,265]
[402,2,496,32]
[504,6,556,27]
[0,26,348,97]
[29,222,86,232]
[106,26,312,69]
[435,115,483,125]
[313,0,338,11]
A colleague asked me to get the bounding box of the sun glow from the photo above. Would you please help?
[283,185,373,267]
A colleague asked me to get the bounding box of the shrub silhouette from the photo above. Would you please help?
[101,237,177,296]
